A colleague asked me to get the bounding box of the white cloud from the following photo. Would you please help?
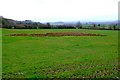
[0,0,119,22]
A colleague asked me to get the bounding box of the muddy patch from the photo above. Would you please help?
[7,32,106,37]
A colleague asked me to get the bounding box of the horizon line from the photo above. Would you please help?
[1,16,118,23]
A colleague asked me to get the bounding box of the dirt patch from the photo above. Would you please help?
[7,32,106,37]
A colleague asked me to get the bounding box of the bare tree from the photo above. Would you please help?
[76,21,82,29]
[47,22,51,27]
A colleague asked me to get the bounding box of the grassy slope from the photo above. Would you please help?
[2,29,118,78]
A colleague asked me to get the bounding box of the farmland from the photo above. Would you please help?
[2,29,118,78]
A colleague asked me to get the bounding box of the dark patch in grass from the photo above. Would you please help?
[7,32,106,37]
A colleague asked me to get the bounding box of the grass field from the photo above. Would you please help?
[2,29,118,78]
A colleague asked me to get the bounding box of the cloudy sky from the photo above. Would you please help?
[0,0,119,22]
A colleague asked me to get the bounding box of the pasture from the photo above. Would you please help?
[2,29,118,78]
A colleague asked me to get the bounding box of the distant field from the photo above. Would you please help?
[2,29,118,78]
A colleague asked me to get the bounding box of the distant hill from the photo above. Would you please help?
[48,21,65,25]
[87,21,118,25]
[1,17,47,29]
[48,20,118,25]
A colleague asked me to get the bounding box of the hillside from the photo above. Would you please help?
[1,17,47,29]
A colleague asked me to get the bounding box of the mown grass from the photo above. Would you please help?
[2,29,118,78]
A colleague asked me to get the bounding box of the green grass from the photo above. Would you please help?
[2,29,118,78]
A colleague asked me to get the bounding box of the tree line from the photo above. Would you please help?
[1,17,119,30]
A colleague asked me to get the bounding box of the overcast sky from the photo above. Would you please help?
[0,0,119,22]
